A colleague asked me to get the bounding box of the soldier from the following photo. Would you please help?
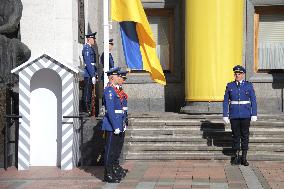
[100,39,115,82]
[82,32,97,116]
[223,65,257,166]
[100,38,115,69]
[111,70,129,178]
[101,67,124,183]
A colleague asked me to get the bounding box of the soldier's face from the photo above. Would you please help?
[117,77,124,85]
[234,72,244,81]
[113,75,119,84]
[109,44,114,51]
[88,38,96,45]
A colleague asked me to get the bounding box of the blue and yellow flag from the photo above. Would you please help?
[111,0,166,85]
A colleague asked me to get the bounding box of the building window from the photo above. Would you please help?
[78,0,85,44]
[145,9,174,71]
[254,6,284,72]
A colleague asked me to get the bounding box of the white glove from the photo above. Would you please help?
[223,117,230,124]
[123,125,126,132]
[251,116,257,122]
[114,128,121,135]
[92,77,96,84]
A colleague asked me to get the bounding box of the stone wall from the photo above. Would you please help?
[21,0,79,66]
[245,0,284,114]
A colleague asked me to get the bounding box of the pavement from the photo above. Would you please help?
[0,160,283,189]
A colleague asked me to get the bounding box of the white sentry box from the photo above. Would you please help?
[11,54,80,170]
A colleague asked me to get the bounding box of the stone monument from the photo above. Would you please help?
[0,0,31,165]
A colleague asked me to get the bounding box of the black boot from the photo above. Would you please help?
[113,164,126,179]
[122,166,129,173]
[231,150,241,165]
[241,150,249,166]
[104,166,121,183]
[117,164,128,174]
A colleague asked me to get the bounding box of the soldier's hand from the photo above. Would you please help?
[223,117,230,124]
[251,116,257,122]
[114,128,121,135]
[92,77,96,84]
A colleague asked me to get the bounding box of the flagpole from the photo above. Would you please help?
[103,0,110,88]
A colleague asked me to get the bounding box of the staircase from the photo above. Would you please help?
[124,113,284,161]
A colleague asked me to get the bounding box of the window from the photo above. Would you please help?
[254,6,284,72]
[145,9,174,71]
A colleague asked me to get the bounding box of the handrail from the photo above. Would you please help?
[3,115,22,170]
[62,113,88,166]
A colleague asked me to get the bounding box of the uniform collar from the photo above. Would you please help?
[107,82,115,87]
[235,80,244,84]
[86,43,92,47]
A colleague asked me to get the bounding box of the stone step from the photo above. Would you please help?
[127,134,284,141]
[126,136,284,143]
[126,128,284,136]
[126,143,284,152]
[129,120,284,128]
[122,113,284,161]
[125,151,284,161]
[128,126,284,131]
[129,113,284,121]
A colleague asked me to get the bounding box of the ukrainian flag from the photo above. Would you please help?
[111,0,166,85]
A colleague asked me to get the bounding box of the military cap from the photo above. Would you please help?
[106,67,121,76]
[233,65,246,73]
[118,70,129,79]
[85,32,97,39]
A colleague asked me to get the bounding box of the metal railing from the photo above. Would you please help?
[3,115,22,170]
[2,113,87,170]
[63,113,88,167]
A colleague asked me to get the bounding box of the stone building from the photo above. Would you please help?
[20,0,284,114]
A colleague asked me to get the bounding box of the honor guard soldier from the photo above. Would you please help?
[223,65,257,166]
[112,70,129,178]
[82,32,97,116]
[100,39,115,82]
[100,38,115,69]
[101,67,124,183]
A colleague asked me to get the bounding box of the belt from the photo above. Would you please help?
[115,110,124,113]
[123,107,128,111]
[230,101,250,105]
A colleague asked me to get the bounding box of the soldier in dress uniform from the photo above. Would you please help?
[223,65,257,166]
[82,32,98,116]
[100,38,115,69]
[101,67,124,183]
[100,39,115,82]
[111,70,129,178]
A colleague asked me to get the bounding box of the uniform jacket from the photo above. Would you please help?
[120,87,128,130]
[82,43,97,78]
[100,52,115,69]
[223,81,257,119]
[102,84,124,131]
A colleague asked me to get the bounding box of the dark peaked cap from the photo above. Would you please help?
[106,67,121,76]
[118,70,129,78]
[85,32,97,38]
[233,65,246,73]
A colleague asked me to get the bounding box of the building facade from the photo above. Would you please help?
[20,0,284,114]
